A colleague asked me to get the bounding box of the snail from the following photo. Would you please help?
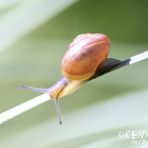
[20,33,113,124]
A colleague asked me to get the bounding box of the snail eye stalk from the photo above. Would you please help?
[19,85,49,93]
[53,99,62,125]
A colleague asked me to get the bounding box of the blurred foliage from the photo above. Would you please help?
[30,0,148,43]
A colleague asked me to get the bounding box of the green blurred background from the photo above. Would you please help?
[0,0,148,147]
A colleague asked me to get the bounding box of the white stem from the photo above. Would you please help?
[0,0,78,53]
[129,50,148,65]
[0,51,147,125]
[0,93,51,124]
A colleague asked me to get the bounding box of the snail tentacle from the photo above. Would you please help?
[53,99,62,125]
[19,85,50,93]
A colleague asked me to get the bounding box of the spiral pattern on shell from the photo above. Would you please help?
[61,33,111,80]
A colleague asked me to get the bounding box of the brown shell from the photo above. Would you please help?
[61,33,111,80]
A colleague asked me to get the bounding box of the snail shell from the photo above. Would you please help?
[61,33,111,81]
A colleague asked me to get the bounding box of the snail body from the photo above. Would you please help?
[49,33,110,99]
[21,33,111,124]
